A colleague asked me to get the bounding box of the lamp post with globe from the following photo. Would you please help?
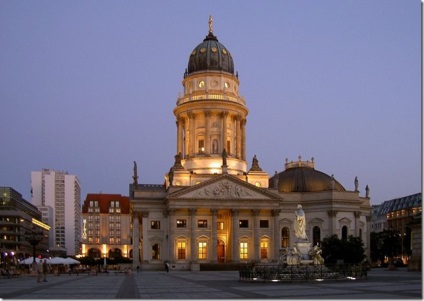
[23,226,44,272]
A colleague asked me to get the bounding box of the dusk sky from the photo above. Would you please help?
[1,1,421,206]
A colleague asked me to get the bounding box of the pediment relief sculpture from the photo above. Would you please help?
[197,180,254,198]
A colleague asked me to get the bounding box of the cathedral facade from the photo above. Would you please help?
[130,18,371,270]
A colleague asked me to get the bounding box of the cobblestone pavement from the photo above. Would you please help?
[0,267,421,299]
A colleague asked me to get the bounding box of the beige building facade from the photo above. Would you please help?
[130,18,371,270]
[80,193,132,260]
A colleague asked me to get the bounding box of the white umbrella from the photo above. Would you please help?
[18,257,42,264]
[48,257,66,265]
[64,257,80,265]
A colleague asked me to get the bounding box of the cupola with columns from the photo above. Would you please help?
[166,16,268,188]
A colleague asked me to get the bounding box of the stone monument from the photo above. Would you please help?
[293,204,312,263]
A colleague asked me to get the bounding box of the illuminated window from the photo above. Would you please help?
[260,242,268,259]
[152,243,160,260]
[281,227,289,248]
[198,139,205,154]
[177,242,186,259]
[177,219,186,228]
[109,237,115,244]
[198,242,207,259]
[151,221,160,229]
[240,242,248,259]
[217,222,224,230]
[198,220,208,228]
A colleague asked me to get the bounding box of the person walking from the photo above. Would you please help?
[42,259,48,282]
[37,260,43,282]
[165,262,169,273]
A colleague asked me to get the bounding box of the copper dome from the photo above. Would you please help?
[270,160,346,193]
[187,32,234,75]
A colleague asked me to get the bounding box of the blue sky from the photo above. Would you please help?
[0,0,421,205]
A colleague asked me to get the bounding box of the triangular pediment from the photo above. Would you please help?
[167,174,282,201]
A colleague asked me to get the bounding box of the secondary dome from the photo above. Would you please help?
[270,158,346,193]
[187,18,234,75]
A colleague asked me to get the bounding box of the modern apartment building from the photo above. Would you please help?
[0,187,50,264]
[31,169,81,256]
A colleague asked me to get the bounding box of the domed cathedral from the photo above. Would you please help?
[130,17,372,271]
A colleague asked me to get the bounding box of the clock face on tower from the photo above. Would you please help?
[224,82,230,89]
[198,81,205,88]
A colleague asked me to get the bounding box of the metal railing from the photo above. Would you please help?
[239,263,368,282]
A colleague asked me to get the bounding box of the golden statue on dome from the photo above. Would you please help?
[208,15,213,34]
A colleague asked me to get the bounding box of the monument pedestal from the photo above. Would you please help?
[296,242,312,261]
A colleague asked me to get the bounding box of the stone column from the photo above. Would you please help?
[272,209,281,260]
[327,210,338,235]
[132,211,140,270]
[231,209,239,262]
[236,115,242,159]
[354,211,361,237]
[252,209,260,261]
[176,117,184,155]
[188,111,195,157]
[141,211,149,263]
[189,208,197,262]
[205,111,211,156]
[211,209,218,262]
[221,111,228,153]
[167,209,175,262]
[241,119,246,160]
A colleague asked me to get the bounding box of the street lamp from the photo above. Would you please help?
[24,226,44,263]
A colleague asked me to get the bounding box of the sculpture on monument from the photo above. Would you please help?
[294,204,308,240]
[309,244,324,265]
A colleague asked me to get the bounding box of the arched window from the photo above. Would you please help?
[313,226,321,246]
[341,226,348,240]
[281,227,289,248]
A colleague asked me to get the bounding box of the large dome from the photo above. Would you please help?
[187,31,234,75]
[270,159,346,193]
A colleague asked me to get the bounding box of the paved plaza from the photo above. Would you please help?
[0,267,421,299]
